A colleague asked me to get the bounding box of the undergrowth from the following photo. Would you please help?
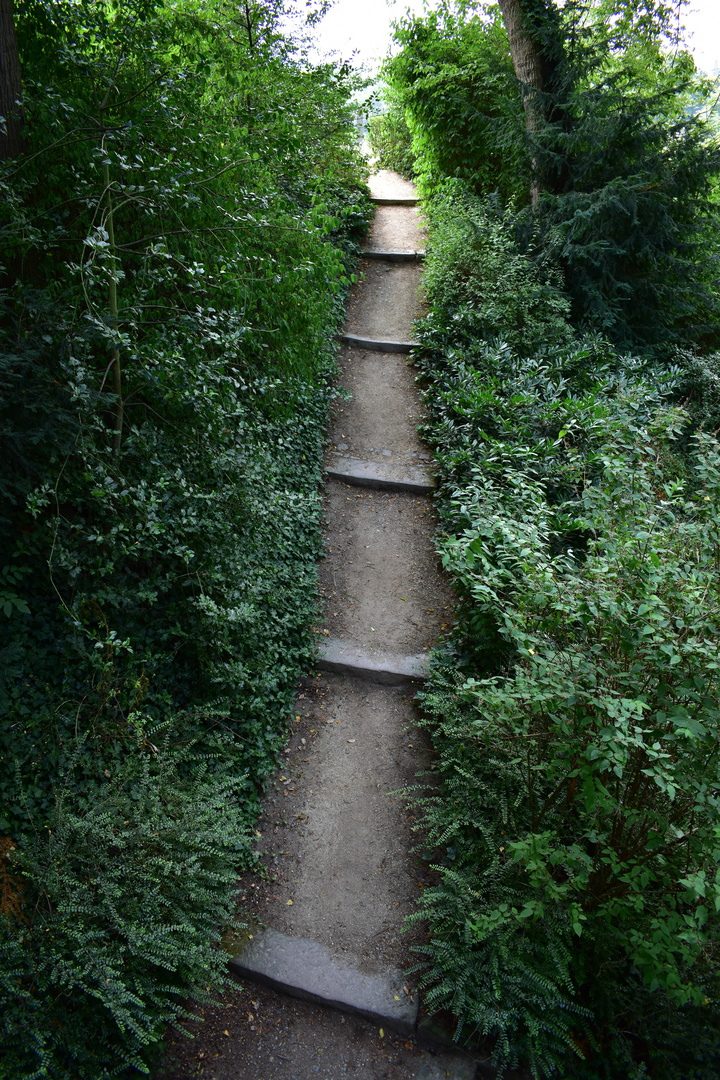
[0,0,371,1074]
[408,186,720,1077]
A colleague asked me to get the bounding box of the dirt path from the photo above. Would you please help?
[158,171,482,1080]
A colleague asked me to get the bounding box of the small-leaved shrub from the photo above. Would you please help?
[407,162,720,1077]
[0,0,372,1074]
[2,746,250,1079]
[421,183,573,355]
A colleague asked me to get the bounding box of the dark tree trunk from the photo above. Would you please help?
[498,0,564,205]
[0,0,23,160]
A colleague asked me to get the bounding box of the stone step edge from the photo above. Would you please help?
[326,454,435,494]
[361,249,425,262]
[371,195,419,206]
[318,638,430,684]
[340,333,420,353]
[228,928,418,1036]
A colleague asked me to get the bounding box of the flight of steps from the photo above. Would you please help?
[226,172,479,1079]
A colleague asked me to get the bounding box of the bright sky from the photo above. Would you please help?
[307,0,426,74]
[310,0,720,77]
[683,2,720,75]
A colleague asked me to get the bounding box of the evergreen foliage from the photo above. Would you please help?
[410,198,720,1074]
[2,749,249,1078]
[0,0,370,1073]
[421,182,572,354]
[385,0,720,353]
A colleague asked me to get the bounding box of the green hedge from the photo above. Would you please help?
[0,0,371,1074]
[408,186,720,1077]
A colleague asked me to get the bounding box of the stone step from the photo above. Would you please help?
[361,249,425,262]
[371,195,419,206]
[340,332,420,353]
[326,453,435,494]
[228,929,418,1036]
[318,638,430,683]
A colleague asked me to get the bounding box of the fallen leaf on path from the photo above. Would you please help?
[286,899,293,905]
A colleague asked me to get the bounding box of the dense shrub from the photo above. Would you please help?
[406,124,720,1076]
[384,5,526,201]
[368,100,416,179]
[2,749,250,1079]
[0,0,371,1073]
[421,183,572,355]
[385,1,720,354]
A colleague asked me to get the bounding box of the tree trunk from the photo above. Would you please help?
[0,0,23,160]
[498,0,554,206]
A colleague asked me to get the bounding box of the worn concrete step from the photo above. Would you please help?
[318,638,430,683]
[361,249,425,262]
[340,332,420,353]
[371,195,419,206]
[228,929,418,1036]
[326,453,435,494]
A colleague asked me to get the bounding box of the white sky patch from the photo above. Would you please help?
[307,0,428,74]
[683,2,720,76]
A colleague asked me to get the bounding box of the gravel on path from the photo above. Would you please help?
[159,981,477,1080]
[366,206,427,251]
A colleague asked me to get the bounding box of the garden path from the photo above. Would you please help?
[160,172,480,1080]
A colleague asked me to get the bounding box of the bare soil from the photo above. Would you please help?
[366,206,427,251]
[240,672,433,971]
[318,486,453,656]
[159,981,470,1080]
[329,346,426,463]
[345,261,424,342]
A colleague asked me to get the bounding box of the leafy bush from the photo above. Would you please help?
[0,0,372,1072]
[384,4,526,201]
[407,124,720,1075]
[386,1,720,354]
[2,748,250,1079]
[676,347,720,431]
[421,183,573,355]
[414,412,720,1071]
[368,100,416,178]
